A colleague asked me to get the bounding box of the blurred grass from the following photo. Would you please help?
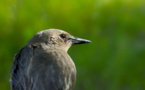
[0,0,145,90]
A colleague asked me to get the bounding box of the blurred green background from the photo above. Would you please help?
[1,0,145,90]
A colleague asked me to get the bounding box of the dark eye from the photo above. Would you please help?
[60,34,66,38]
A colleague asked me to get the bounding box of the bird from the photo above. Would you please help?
[10,29,91,90]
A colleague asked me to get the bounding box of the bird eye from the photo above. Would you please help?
[60,34,66,38]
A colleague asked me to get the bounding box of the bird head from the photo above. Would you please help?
[28,29,91,51]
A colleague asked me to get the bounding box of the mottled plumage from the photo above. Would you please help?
[10,29,91,90]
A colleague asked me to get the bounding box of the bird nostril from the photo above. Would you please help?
[68,38,72,40]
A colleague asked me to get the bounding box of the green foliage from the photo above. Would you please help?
[0,0,145,90]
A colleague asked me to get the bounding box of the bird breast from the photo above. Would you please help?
[28,48,76,90]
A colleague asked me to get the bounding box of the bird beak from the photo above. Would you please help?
[70,37,91,45]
